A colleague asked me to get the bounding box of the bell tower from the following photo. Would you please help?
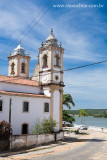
[32,29,64,86]
[32,29,64,131]
[8,42,30,78]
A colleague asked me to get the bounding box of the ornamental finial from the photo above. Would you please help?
[19,41,21,46]
[51,28,53,34]
[10,51,11,56]
[27,52,29,56]
[41,41,44,47]
[59,42,62,47]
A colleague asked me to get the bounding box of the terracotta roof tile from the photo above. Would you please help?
[0,75,39,87]
[0,90,50,98]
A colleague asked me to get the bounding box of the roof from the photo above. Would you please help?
[0,75,39,87]
[45,29,58,47]
[0,90,50,98]
[13,42,27,56]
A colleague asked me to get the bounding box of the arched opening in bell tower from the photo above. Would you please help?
[55,54,60,67]
[43,54,48,67]
[21,63,26,73]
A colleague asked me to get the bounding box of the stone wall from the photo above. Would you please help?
[10,132,64,150]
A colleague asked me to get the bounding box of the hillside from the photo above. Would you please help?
[67,109,107,117]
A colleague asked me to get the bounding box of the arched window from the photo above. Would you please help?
[11,63,15,74]
[21,63,25,73]
[55,55,60,67]
[43,54,48,67]
[22,123,28,134]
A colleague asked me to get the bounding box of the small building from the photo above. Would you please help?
[0,29,64,135]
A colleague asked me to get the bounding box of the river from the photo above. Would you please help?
[73,115,107,129]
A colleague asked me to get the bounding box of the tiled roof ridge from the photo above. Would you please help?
[0,90,50,98]
[0,75,39,86]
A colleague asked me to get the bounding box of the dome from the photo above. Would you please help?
[13,42,27,56]
[45,29,58,46]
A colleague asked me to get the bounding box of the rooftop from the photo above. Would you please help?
[0,90,50,98]
[0,75,39,87]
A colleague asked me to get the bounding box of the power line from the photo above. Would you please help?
[2,58,107,83]
[63,59,107,72]
[31,59,107,78]
[0,0,58,61]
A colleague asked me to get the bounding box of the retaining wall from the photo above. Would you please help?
[10,132,64,150]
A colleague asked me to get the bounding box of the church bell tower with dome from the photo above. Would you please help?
[8,42,30,78]
[32,29,64,86]
[32,29,64,130]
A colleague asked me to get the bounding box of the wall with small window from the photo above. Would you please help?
[4,95,50,135]
[44,103,49,113]
[23,102,29,112]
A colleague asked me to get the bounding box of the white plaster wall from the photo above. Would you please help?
[53,90,60,131]
[0,82,42,94]
[0,95,10,122]
[0,94,50,135]
[43,88,51,97]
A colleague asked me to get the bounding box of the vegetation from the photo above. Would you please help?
[63,110,75,124]
[42,117,57,134]
[66,109,107,118]
[94,111,107,118]
[32,117,57,134]
[32,119,43,135]
[0,120,12,140]
[63,94,75,110]
[63,94,75,125]
[79,109,88,125]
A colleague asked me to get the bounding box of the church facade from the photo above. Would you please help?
[0,29,64,135]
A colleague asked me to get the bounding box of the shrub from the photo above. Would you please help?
[32,119,43,135]
[0,120,12,140]
[42,117,57,134]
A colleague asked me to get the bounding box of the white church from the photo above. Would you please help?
[0,29,64,135]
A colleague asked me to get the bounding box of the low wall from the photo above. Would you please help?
[10,132,64,150]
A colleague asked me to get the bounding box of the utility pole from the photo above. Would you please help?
[9,98,12,125]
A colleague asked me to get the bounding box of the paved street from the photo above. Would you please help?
[32,137,107,160]
[0,129,107,160]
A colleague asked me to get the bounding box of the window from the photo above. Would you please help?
[21,63,25,73]
[11,63,15,74]
[55,55,60,67]
[44,103,49,112]
[43,54,48,67]
[22,124,28,134]
[23,102,29,112]
[0,100,2,111]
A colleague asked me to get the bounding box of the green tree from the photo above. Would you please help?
[63,94,75,110]
[63,94,75,125]
[63,110,75,124]
[79,109,88,125]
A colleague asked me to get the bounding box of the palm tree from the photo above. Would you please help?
[63,94,75,126]
[63,94,75,110]
[79,109,88,125]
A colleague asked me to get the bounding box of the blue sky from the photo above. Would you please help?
[0,0,107,110]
